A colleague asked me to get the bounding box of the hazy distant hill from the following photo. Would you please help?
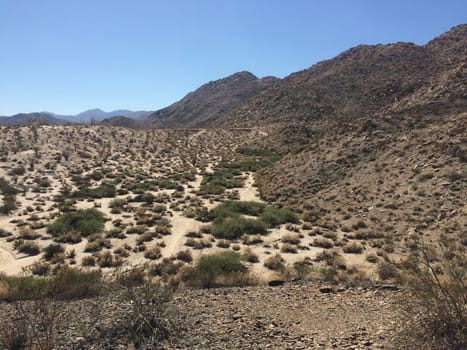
[145,71,280,128]
[66,109,152,123]
[0,112,69,126]
[100,116,141,128]
[0,109,153,125]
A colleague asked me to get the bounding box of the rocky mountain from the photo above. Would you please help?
[145,71,280,128]
[219,25,466,129]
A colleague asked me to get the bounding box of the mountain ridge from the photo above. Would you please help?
[145,71,280,128]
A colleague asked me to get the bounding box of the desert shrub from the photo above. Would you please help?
[184,251,247,288]
[48,266,103,300]
[117,267,146,289]
[209,201,266,219]
[394,239,466,350]
[81,255,96,267]
[131,192,155,204]
[109,198,126,209]
[75,183,116,198]
[243,247,259,263]
[293,258,314,280]
[176,249,193,263]
[9,165,25,176]
[43,243,65,261]
[0,274,49,301]
[263,254,285,271]
[377,261,401,281]
[259,206,299,228]
[47,209,105,238]
[30,261,51,276]
[212,216,267,239]
[0,228,12,237]
[342,242,364,254]
[84,235,111,252]
[281,233,302,244]
[149,258,183,279]
[200,169,243,194]
[216,239,231,248]
[16,241,41,256]
[313,237,334,249]
[54,231,82,244]
[114,281,177,347]
[280,243,298,254]
[144,246,162,260]
[18,228,41,240]
[96,251,122,268]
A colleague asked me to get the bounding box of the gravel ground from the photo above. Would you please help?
[0,282,401,349]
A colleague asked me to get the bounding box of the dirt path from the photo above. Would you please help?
[237,172,262,202]
[163,211,202,258]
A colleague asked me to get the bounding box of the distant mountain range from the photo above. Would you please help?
[0,109,152,126]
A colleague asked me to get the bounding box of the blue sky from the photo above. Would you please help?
[0,0,465,115]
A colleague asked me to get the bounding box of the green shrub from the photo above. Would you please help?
[187,251,246,288]
[260,206,299,228]
[47,209,105,237]
[75,183,116,198]
[212,216,267,239]
[209,201,266,219]
[0,274,49,301]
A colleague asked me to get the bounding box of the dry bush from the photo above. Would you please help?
[0,297,64,350]
[281,232,301,244]
[263,254,285,271]
[394,238,466,350]
[280,243,298,254]
[144,246,162,260]
[342,242,364,254]
[243,247,259,263]
[312,237,334,249]
[114,281,177,348]
[176,249,193,263]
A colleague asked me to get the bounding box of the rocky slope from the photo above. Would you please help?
[145,72,279,128]
[219,24,466,129]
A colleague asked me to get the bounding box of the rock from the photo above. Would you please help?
[268,279,285,287]
[319,286,334,293]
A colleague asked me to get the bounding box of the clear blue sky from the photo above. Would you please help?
[0,0,465,116]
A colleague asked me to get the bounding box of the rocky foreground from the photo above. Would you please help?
[1,282,401,349]
[168,283,399,350]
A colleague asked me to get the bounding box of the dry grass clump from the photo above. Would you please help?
[263,254,285,271]
[342,242,364,254]
[15,241,41,256]
[281,232,302,244]
[243,247,259,263]
[144,246,162,260]
[176,249,193,263]
[312,237,334,249]
[280,243,298,254]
